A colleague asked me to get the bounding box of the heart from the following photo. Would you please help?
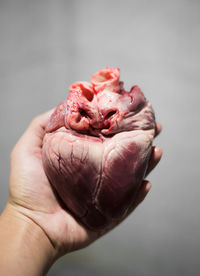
[42,68,155,230]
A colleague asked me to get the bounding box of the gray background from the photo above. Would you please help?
[0,0,200,275]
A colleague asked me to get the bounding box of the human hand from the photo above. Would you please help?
[2,110,162,272]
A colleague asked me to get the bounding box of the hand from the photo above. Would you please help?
[7,110,162,259]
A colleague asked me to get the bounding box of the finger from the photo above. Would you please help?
[123,180,152,219]
[154,122,162,137]
[15,109,55,150]
[134,180,152,207]
[145,146,162,176]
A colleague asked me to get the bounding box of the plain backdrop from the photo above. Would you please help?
[0,0,200,275]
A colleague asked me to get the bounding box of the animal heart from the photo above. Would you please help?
[42,67,155,230]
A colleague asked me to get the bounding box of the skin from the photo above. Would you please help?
[0,109,162,276]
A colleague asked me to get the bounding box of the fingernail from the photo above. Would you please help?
[146,182,152,191]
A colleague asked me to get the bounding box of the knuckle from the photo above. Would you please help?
[30,114,44,128]
[10,147,17,161]
[31,115,41,125]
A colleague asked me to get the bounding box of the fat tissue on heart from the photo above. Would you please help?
[42,67,156,230]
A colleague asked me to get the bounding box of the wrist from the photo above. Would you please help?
[0,203,56,276]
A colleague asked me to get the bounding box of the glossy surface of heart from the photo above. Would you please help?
[42,68,155,230]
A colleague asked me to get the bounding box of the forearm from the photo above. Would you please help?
[0,204,55,276]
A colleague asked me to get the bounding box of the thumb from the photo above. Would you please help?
[13,109,54,152]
